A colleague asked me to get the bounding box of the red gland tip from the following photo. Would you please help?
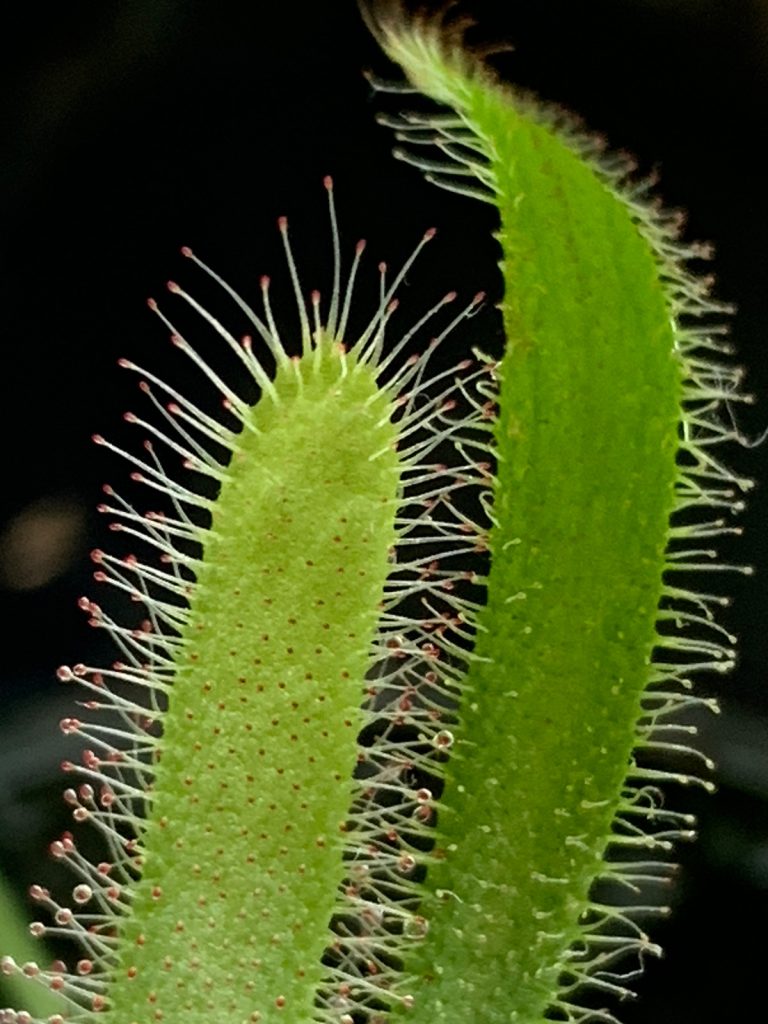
[91,434,105,445]
[260,274,270,289]
[146,297,158,311]
[355,239,366,255]
[473,290,486,304]
[166,280,181,294]
[277,215,288,231]
[423,227,437,241]
[180,245,193,258]
[378,261,387,274]
[323,174,333,191]
[444,290,457,303]
[311,289,321,304]
[117,357,132,368]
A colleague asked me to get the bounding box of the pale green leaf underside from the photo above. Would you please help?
[370,18,710,1024]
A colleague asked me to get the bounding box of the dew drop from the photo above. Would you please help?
[403,915,429,939]
[398,853,417,873]
[72,884,92,905]
[1,955,18,975]
[433,729,454,749]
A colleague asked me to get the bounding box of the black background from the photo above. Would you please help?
[0,2,766,1021]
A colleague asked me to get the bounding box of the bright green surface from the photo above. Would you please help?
[378,34,684,1024]
[106,346,401,1023]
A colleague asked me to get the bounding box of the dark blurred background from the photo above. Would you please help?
[0,1,765,1021]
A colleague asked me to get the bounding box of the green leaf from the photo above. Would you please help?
[363,8,750,1022]
[0,189,490,1024]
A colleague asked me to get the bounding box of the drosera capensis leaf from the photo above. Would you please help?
[362,6,753,1023]
[0,177,494,1024]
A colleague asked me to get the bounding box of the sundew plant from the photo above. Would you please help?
[1,6,753,1024]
